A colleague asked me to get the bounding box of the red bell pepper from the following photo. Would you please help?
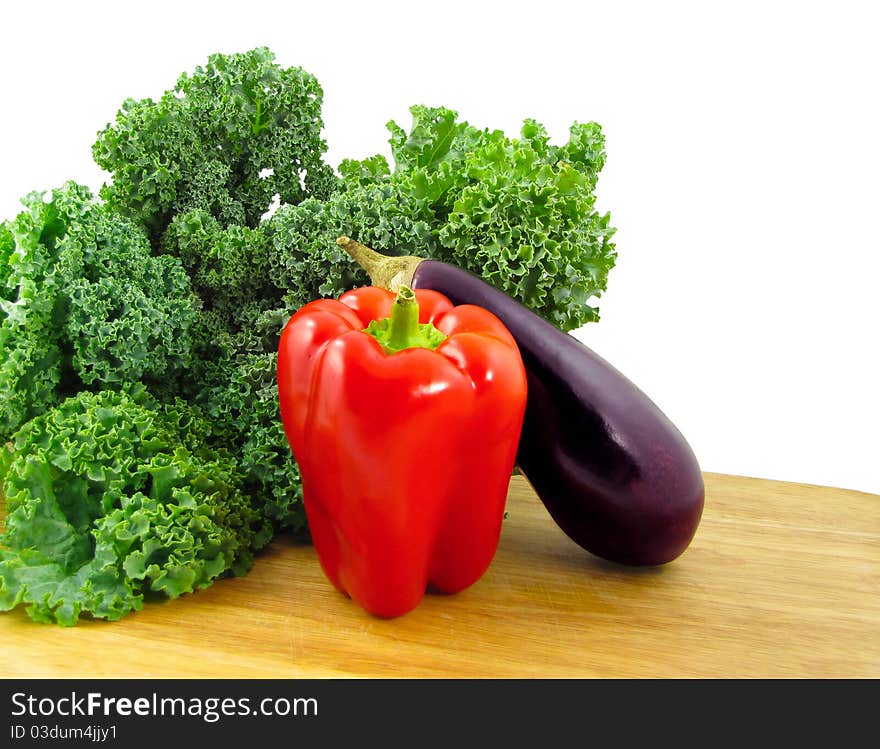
[277,285,527,618]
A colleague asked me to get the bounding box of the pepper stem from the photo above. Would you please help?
[363,285,447,354]
[387,286,420,351]
[336,236,423,291]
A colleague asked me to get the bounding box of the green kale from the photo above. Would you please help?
[156,213,305,532]
[162,209,274,331]
[0,388,270,626]
[0,182,198,441]
[160,208,284,385]
[0,220,15,299]
[271,105,617,332]
[92,46,338,243]
[266,184,434,309]
[196,352,306,534]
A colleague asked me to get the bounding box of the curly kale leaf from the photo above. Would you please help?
[93,47,338,242]
[272,105,617,332]
[65,237,197,387]
[0,183,199,440]
[393,106,617,330]
[0,388,270,626]
[160,208,282,347]
[1,220,16,302]
[195,352,306,535]
[0,328,63,444]
[141,202,305,535]
[266,183,436,310]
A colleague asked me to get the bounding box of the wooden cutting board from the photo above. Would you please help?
[1,473,877,678]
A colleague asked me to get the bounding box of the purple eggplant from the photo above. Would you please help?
[338,237,705,566]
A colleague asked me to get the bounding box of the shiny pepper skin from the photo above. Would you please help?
[277,286,527,617]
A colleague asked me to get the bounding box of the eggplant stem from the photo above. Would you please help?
[336,236,423,291]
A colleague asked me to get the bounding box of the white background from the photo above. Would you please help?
[2,1,878,494]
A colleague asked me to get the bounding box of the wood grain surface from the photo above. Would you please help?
[1,473,877,678]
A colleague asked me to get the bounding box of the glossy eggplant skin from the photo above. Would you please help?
[411,260,705,566]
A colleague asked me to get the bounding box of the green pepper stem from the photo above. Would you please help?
[387,286,420,350]
[363,285,447,354]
